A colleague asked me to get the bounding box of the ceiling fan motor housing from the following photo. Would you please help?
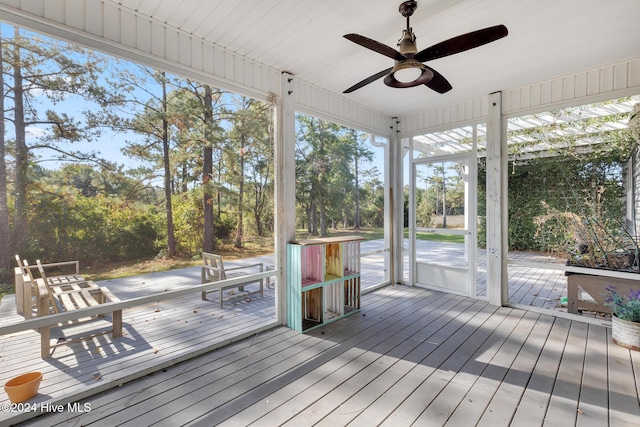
[398,28,418,56]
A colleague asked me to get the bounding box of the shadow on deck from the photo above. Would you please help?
[0,243,615,425]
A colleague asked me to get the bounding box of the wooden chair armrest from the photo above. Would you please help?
[35,279,50,317]
[34,279,49,298]
[98,286,120,302]
[224,263,264,272]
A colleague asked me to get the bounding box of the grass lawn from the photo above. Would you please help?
[0,237,277,300]
[295,227,384,241]
[408,230,466,244]
[0,228,463,301]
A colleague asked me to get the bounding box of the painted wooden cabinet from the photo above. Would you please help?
[287,236,365,332]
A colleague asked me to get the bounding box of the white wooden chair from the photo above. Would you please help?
[201,253,264,308]
[15,255,86,318]
[20,260,122,358]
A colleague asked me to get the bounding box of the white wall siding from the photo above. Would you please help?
[0,0,282,102]
[0,0,393,136]
[43,0,64,24]
[64,0,85,32]
[502,58,640,117]
[399,97,489,137]
[0,0,390,136]
[398,57,640,136]
[294,78,392,137]
[102,2,120,44]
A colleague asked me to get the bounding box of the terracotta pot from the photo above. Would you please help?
[4,372,43,403]
[612,315,640,351]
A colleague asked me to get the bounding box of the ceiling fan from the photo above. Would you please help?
[343,0,508,94]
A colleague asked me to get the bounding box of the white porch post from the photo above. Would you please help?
[390,117,404,285]
[486,91,508,306]
[275,72,297,324]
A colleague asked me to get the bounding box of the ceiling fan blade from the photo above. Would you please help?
[344,34,406,61]
[414,25,508,63]
[423,66,452,94]
[344,68,393,93]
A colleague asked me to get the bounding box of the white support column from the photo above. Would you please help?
[369,134,392,284]
[274,72,297,324]
[408,136,415,286]
[486,91,508,306]
[389,117,404,284]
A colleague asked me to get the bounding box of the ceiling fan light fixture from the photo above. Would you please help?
[394,66,422,83]
[384,61,433,88]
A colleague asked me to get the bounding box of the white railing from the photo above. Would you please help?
[0,270,275,336]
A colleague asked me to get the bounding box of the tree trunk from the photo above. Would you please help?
[354,156,360,229]
[234,140,245,248]
[320,194,327,237]
[203,85,215,253]
[161,73,177,257]
[318,120,327,237]
[217,151,222,218]
[441,166,447,228]
[181,161,188,193]
[0,33,12,282]
[12,28,29,255]
[254,187,264,236]
[310,197,317,235]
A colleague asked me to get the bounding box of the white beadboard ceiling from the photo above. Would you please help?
[110,0,640,117]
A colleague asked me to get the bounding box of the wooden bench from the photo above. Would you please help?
[23,260,123,358]
[14,255,85,319]
[201,253,264,308]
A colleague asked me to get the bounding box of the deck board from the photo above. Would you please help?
[544,320,589,425]
[608,328,640,426]
[0,265,278,426]
[178,287,444,426]
[377,304,501,427]
[226,292,465,427]
[87,286,417,426]
[43,327,295,427]
[344,298,483,427]
[441,310,541,427]
[475,314,555,426]
[509,317,571,426]
[576,324,609,427]
[4,284,639,426]
[261,294,465,427]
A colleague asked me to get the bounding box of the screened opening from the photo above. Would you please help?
[294,113,390,290]
[504,96,640,316]
[1,23,278,359]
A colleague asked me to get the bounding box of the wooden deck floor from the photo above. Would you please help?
[11,285,640,427]
[0,264,277,426]
[0,247,625,426]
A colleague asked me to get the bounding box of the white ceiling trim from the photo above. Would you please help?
[1,0,639,138]
[0,0,281,101]
[399,57,640,137]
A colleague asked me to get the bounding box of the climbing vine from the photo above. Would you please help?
[478,101,638,263]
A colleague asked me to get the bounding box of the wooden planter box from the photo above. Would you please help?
[567,272,640,314]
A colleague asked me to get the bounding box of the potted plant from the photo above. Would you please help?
[605,285,640,351]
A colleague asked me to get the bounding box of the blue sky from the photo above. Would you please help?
[3,22,385,185]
